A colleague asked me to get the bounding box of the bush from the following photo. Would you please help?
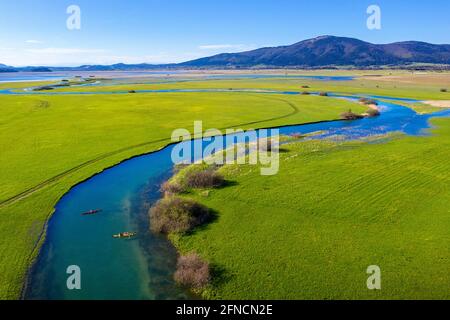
[185,170,224,189]
[441,88,448,92]
[174,253,210,289]
[359,98,378,105]
[366,108,381,117]
[319,92,328,96]
[128,90,136,93]
[174,163,190,174]
[161,181,185,195]
[258,138,274,152]
[290,133,304,139]
[301,85,310,88]
[301,91,310,95]
[341,110,364,120]
[150,197,210,234]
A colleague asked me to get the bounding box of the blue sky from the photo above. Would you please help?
[1,0,449,66]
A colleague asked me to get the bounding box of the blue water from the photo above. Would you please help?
[0,71,190,83]
[0,73,67,83]
[0,73,354,92]
[202,74,355,81]
[23,91,449,300]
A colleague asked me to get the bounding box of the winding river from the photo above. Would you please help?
[4,85,446,299]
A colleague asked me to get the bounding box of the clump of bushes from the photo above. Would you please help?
[301,91,310,95]
[150,197,210,234]
[366,108,381,117]
[185,169,224,189]
[359,97,378,106]
[174,253,210,289]
[162,166,225,195]
[341,109,364,120]
[258,138,275,152]
[161,181,185,195]
[128,90,136,93]
[290,132,304,139]
[441,88,448,93]
[301,85,310,89]
[319,92,328,96]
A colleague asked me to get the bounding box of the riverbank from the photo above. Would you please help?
[169,116,450,299]
[423,100,450,108]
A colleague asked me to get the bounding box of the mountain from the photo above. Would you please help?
[0,63,17,73]
[3,36,450,71]
[68,63,173,71]
[0,64,52,73]
[179,36,450,68]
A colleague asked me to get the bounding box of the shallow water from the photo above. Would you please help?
[23,90,449,300]
[0,73,67,83]
[0,71,188,83]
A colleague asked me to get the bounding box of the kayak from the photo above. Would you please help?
[81,209,102,216]
[113,232,137,239]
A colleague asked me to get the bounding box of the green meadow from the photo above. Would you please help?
[49,73,450,101]
[172,118,450,300]
[0,87,364,299]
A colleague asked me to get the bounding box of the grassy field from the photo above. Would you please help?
[46,72,450,100]
[0,86,363,299]
[172,118,450,299]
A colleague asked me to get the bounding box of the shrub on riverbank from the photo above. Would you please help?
[150,197,211,234]
[259,138,275,152]
[319,92,328,96]
[185,169,225,189]
[174,253,210,289]
[359,98,378,105]
[341,110,364,120]
[161,181,185,195]
[366,108,381,117]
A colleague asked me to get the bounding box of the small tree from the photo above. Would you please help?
[341,109,364,120]
[366,108,381,117]
[161,181,185,195]
[149,197,210,234]
[174,253,210,289]
[359,98,378,105]
[185,170,224,189]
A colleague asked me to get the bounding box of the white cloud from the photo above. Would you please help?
[26,40,43,44]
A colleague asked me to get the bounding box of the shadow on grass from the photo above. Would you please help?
[185,208,220,236]
[210,263,234,288]
[218,180,238,189]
